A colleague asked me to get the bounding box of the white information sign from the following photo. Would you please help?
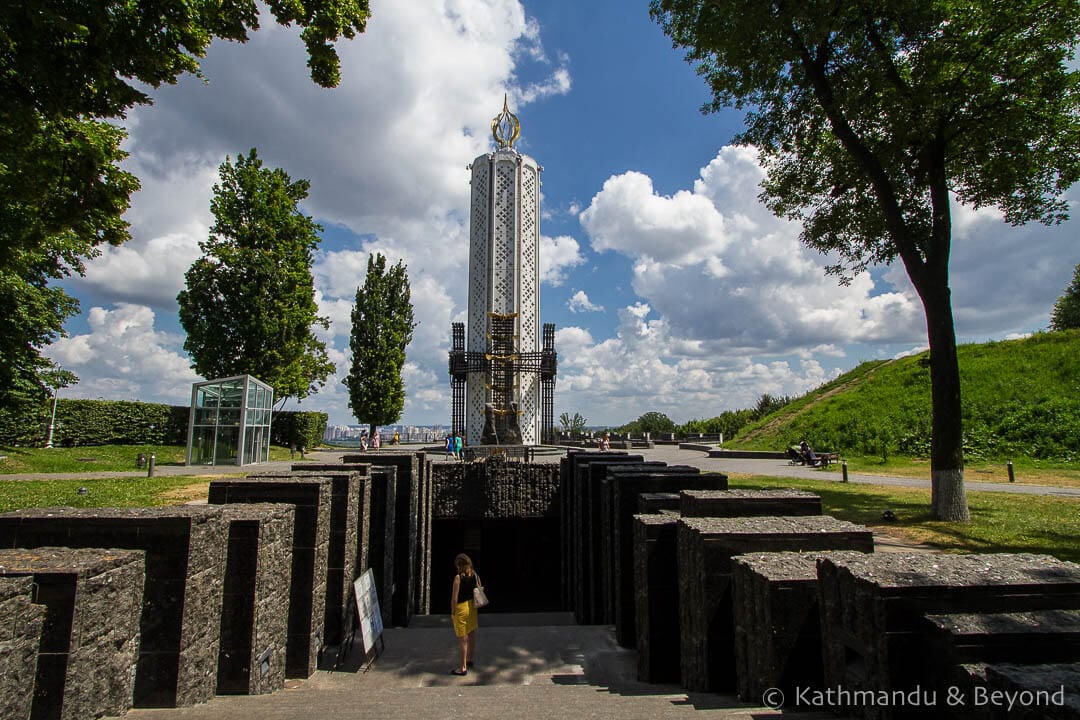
[353,569,384,654]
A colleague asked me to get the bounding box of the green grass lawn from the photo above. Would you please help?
[727,473,1080,563]
[732,330,1080,462]
[0,475,219,513]
[839,455,1080,488]
[0,444,299,474]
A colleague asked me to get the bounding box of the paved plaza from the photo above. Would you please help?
[115,614,830,720]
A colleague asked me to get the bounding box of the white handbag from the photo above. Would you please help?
[472,575,489,608]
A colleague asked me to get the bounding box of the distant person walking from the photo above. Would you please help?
[372,429,380,450]
[454,434,464,461]
[445,435,453,459]
[450,553,481,675]
[360,430,369,451]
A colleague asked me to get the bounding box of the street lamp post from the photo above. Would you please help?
[45,389,59,449]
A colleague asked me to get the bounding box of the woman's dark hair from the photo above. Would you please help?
[454,553,474,575]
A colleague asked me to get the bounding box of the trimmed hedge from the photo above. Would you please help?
[0,398,327,451]
[272,410,328,451]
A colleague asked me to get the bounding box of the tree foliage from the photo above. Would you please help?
[1051,263,1080,331]
[0,0,370,406]
[559,412,588,436]
[652,0,1080,520]
[345,254,416,433]
[620,411,677,436]
[678,409,756,439]
[178,149,334,401]
[753,393,793,420]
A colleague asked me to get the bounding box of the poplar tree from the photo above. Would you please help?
[178,149,334,402]
[345,254,416,435]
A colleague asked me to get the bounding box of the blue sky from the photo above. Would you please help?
[51,0,1080,428]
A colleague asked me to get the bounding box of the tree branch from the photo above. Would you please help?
[773,1,927,281]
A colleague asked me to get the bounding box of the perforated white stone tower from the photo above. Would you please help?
[449,98,556,448]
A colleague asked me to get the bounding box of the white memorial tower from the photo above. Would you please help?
[449,98,556,448]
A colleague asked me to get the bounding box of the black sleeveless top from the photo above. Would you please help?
[457,573,477,604]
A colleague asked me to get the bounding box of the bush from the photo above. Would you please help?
[272,410,328,450]
[0,398,327,453]
[619,411,676,436]
[677,409,755,439]
[0,399,188,447]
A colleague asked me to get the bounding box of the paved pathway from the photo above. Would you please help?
[626,445,1080,497]
[0,448,363,482]
[114,615,829,720]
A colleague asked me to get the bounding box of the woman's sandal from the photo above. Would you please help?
[451,668,467,676]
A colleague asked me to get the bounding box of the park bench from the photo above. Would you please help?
[786,447,840,468]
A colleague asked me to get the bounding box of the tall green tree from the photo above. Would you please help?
[1050,263,1080,331]
[178,149,334,402]
[652,0,1080,520]
[0,0,370,405]
[345,254,416,435]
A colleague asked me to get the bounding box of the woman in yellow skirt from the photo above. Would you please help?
[450,553,480,675]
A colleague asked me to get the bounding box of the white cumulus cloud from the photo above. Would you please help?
[567,290,604,313]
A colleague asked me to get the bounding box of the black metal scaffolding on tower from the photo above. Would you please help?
[541,323,556,444]
[448,319,557,444]
[450,323,466,439]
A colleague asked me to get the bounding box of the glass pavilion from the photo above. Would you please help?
[186,375,273,466]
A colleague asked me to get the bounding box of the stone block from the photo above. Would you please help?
[0,548,144,720]
[680,488,822,518]
[210,477,331,679]
[294,462,372,475]
[608,468,731,646]
[633,515,680,684]
[560,451,632,614]
[596,464,688,627]
[0,575,46,720]
[367,466,397,628]
[247,471,361,645]
[637,492,681,514]
[565,452,645,624]
[923,609,1080,665]
[431,459,560,519]
[416,458,433,615]
[344,452,422,626]
[353,473,373,578]
[817,553,1080,720]
[0,507,228,708]
[730,550,869,704]
[216,504,295,696]
[678,515,874,692]
[983,663,1080,720]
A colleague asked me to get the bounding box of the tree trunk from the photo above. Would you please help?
[913,272,970,521]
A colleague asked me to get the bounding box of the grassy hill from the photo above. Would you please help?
[731,330,1080,462]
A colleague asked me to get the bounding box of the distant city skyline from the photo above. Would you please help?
[48,0,1080,428]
